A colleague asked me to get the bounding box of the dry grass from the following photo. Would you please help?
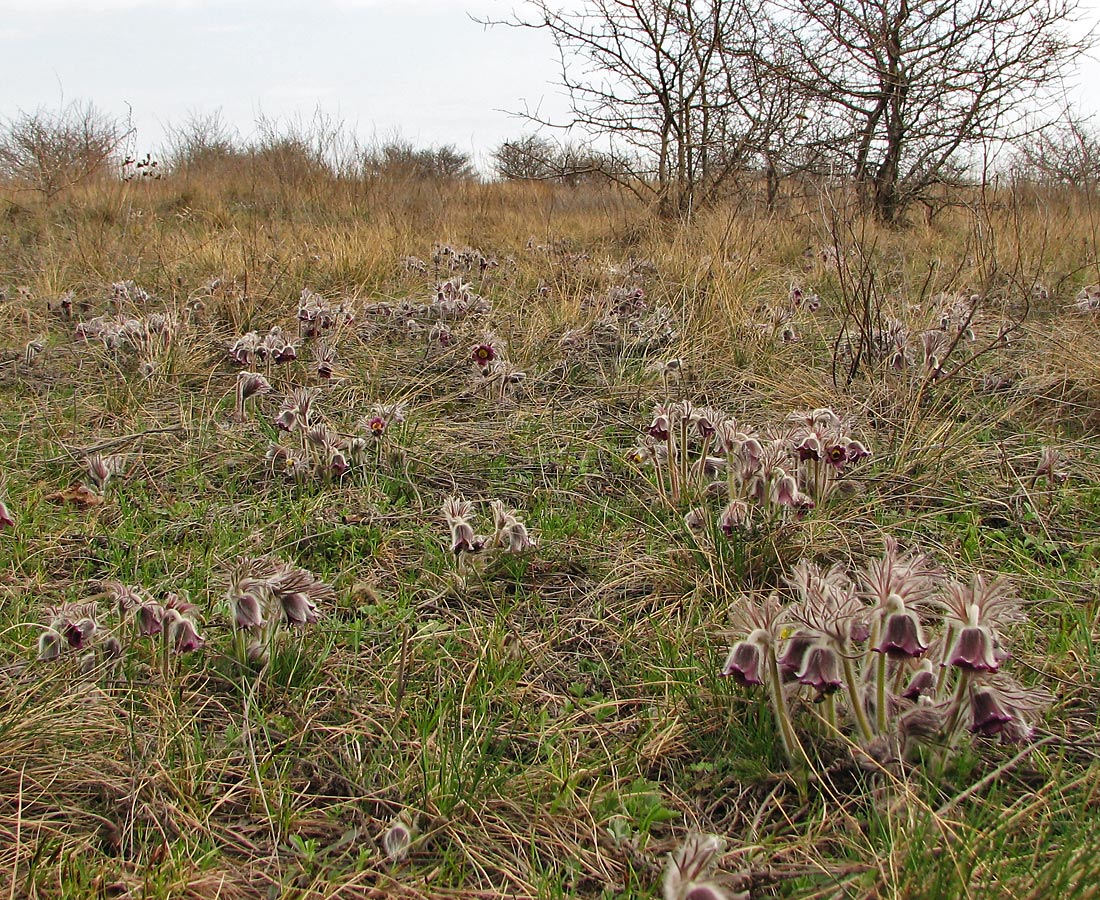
[1,170,1099,898]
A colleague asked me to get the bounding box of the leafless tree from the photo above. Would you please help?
[772,0,1086,221]
[1013,113,1100,186]
[488,0,797,216]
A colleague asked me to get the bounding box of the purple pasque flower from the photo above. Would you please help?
[64,617,98,649]
[163,608,204,654]
[137,602,166,636]
[901,662,936,701]
[968,685,1014,736]
[470,339,500,373]
[231,588,266,629]
[824,442,849,470]
[795,642,843,696]
[273,342,298,364]
[794,433,822,462]
[720,635,766,686]
[846,440,871,464]
[37,628,63,661]
[875,609,928,658]
[442,497,484,556]
[647,406,671,441]
[718,499,749,535]
[772,472,814,511]
[267,563,334,626]
[777,630,817,682]
[274,408,298,432]
[942,574,1022,671]
[236,371,271,402]
[965,674,1051,741]
[0,499,14,528]
[690,407,724,441]
[949,625,1002,672]
[277,387,319,432]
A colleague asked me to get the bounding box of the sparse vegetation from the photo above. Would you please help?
[1,114,1100,900]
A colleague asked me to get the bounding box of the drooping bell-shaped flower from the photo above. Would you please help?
[280,591,320,626]
[720,637,765,687]
[968,686,1015,736]
[777,631,817,683]
[949,625,1001,672]
[875,610,928,658]
[137,602,166,636]
[796,643,842,695]
[901,664,936,702]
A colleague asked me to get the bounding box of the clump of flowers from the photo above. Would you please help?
[562,285,677,358]
[224,556,335,663]
[74,311,179,370]
[748,285,820,344]
[35,586,203,676]
[631,404,870,523]
[228,326,298,367]
[1073,282,1100,313]
[719,537,1052,769]
[442,496,537,579]
[298,287,356,339]
[263,388,411,482]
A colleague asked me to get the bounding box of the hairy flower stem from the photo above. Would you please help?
[841,650,874,741]
[678,415,691,503]
[875,651,889,733]
[945,670,972,748]
[936,624,957,697]
[765,648,808,768]
[822,692,838,733]
[666,433,679,503]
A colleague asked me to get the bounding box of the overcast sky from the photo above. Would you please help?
[2,0,1099,167]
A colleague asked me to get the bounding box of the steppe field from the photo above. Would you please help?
[2,164,1099,899]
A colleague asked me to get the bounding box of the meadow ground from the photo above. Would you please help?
[1,170,1099,899]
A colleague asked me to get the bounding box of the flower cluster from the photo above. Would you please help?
[264,388,410,482]
[430,242,501,273]
[75,311,177,362]
[107,582,205,653]
[720,538,1052,768]
[634,403,870,521]
[560,284,676,358]
[748,285,820,344]
[224,556,335,662]
[109,280,153,309]
[228,326,298,367]
[1074,282,1100,313]
[838,291,1014,379]
[442,496,537,574]
[298,287,356,339]
[36,586,204,673]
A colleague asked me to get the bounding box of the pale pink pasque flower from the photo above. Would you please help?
[663,833,732,900]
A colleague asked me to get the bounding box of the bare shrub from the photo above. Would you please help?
[0,101,127,200]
